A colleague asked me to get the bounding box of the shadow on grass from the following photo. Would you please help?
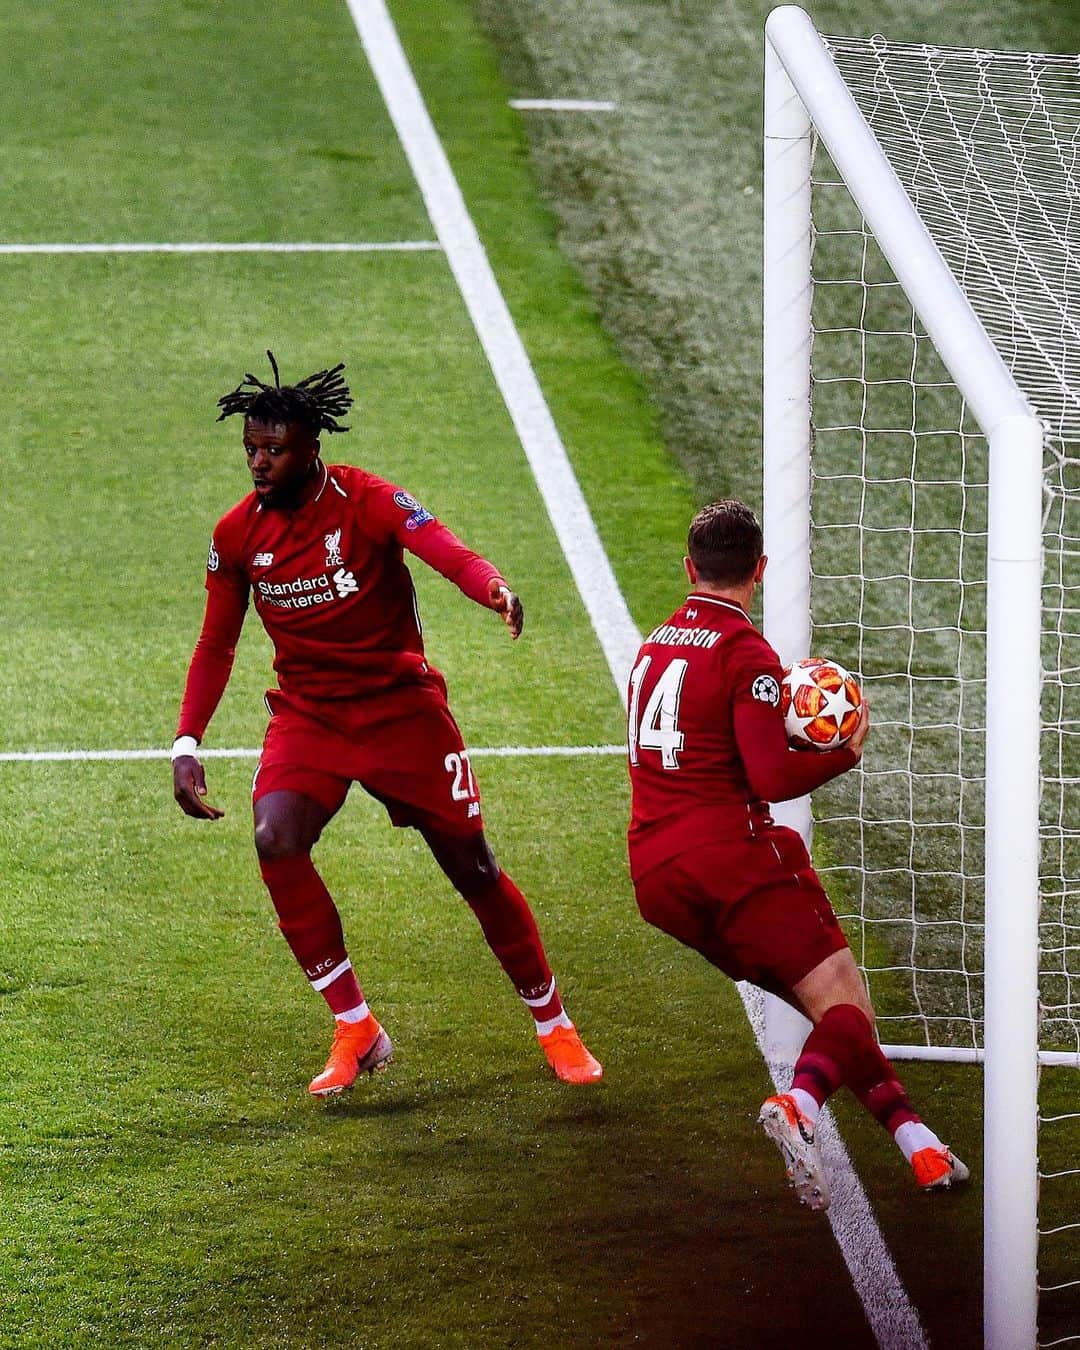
[133,1074,876,1350]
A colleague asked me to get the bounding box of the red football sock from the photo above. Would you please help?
[792,1003,921,1138]
[791,1006,851,1109]
[462,871,566,1027]
[842,1026,921,1136]
[259,854,365,1017]
[856,1076,920,1136]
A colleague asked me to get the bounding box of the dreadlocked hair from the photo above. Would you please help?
[216,350,353,433]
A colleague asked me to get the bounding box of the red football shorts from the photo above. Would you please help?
[252,678,483,837]
[632,825,848,993]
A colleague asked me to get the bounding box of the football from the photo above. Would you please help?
[781,658,864,750]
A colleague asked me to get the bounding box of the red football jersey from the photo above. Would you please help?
[207,463,449,699]
[176,464,504,740]
[627,593,854,879]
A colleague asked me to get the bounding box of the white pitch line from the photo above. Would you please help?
[473,744,624,759]
[346,0,641,696]
[509,98,617,112]
[347,6,923,1346]
[0,745,626,764]
[744,987,930,1350]
[0,241,442,255]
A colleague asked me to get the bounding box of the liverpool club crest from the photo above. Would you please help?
[324,529,344,568]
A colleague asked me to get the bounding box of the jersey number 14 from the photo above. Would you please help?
[628,656,688,770]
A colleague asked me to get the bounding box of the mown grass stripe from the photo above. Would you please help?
[353,3,926,1345]
[346,0,641,693]
[0,241,442,254]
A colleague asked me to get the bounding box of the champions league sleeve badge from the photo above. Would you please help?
[393,489,434,531]
[751,674,781,706]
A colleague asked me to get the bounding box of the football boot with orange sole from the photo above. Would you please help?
[308,1014,394,1097]
[911,1145,970,1192]
[537,1024,603,1084]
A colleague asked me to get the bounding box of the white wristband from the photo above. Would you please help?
[171,736,200,761]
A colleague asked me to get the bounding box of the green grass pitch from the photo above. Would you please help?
[477,0,1080,1342]
[1,0,1072,1345]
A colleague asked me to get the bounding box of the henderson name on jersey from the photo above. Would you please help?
[627,593,856,881]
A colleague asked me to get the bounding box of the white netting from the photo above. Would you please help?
[807,203,988,1051]
[826,37,1080,443]
[808,34,1080,1339]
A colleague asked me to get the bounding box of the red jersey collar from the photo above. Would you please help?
[686,592,749,619]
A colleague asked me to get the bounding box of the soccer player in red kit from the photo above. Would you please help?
[627,500,966,1209]
[172,354,601,1095]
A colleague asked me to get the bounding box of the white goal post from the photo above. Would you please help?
[761,8,1074,1348]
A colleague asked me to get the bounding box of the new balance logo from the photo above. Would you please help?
[332,568,359,598]
[252,552,274,568]
[467,802,481,819]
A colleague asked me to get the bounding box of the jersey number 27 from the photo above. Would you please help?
[628,656,688,770]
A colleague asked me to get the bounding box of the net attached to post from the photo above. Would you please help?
[807,34,1080,1337]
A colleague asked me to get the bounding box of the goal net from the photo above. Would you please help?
[811,31,1080,1065]
[764,12,1079,1344]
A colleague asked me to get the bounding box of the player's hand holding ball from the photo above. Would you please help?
[781,657,869,759]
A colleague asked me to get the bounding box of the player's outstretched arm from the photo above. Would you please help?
[172,745,224,820]
[397,506,522,636]
[488,577,524,640]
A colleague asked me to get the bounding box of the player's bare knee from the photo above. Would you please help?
[839,968,876,1027]
[433,834,500,897]
[455,856,501,897]
[253,819,285,860]
[254,816,306,862]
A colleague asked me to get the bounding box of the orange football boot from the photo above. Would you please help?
[537,1024,603,1084]
[911,1145,970,1191]
[308,1015,394,1097]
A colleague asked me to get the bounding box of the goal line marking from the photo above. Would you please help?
[0,241,443,255]
[350,6,926,1346]
[509,98,617,112]
[0,744,626,764]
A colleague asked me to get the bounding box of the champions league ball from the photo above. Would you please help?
[781,658,864,750]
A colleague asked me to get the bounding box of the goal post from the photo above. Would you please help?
[761,28,814,1064]
[763,8,1045,1346]
[984,413,1043,1350]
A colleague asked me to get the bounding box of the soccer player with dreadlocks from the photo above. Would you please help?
[172,353,602,1095]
